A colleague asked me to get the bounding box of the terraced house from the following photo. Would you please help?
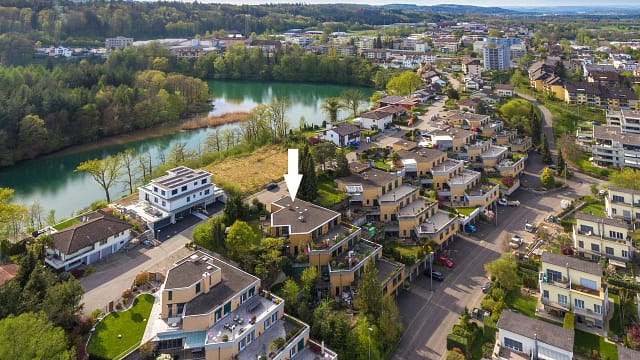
[430,159,499,209]
[539,252,608,330]
[269,197,404,298]
[573,212,634,266]
[606,186,640,223]
[143,251,337,360]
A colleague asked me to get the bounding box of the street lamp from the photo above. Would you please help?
[368,327,373,360]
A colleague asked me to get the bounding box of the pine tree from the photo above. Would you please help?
[335,151,351,177]
[556,148,566,175]
[298,144,318,202]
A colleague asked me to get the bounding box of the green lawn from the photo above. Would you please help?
[579,197,606,217]
[317,180,346,208]
[542,99,605,138]
[504,287,538,318]
[373,158,392,171]
[456,207,479,217]
[574,330,618,360]
[609,294,623,336]
[87,294,154,360]
[53,217,80,230]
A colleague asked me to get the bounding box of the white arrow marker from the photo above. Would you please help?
[284,148,303,202]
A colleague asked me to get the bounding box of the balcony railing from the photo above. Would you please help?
[539,272,570,289]
[541,297,571,310]
[574,306,604,320]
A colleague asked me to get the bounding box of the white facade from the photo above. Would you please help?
[356,113,392,130]
[497,328,573,360]
[46,228,131,271]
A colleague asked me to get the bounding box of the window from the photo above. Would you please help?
[204,189,210,195]
[612,208,617,215]
[272,313,278,324]
[168,291,172,301]
[201,178,207,184]
[578,240,584,248]
[239,337,246,351]
[241,292,247,304]
[580,225,594,233]
[558,294,568,305]
[195,283,201,293]
[591,243,600,252]
[264,318,271,329]
[542,290,549,299]
[594,304,602,314]
[153,186,158,193]
[575,299,585,309]
[162,201,166,206]
[622,249,629,258]
[172,189,178,195]
[249,287,255,297]
[194,182,197,186]
[546,269,562,282]
[223,301,231,315]
[187,196,190,202]
[181,185,187,192]
[290,347,296,357]
[504,338,523,352]
[609,231,623,239]
[215,308,222,321]
[605,247,614,255]
[154,197,158,203]
[612,195,625,202]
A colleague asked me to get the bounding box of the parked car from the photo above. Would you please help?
[464,223,477,233]
[437,256,454,268]
[497,198,508,206]
[265,182,278,191]
[549,164,557,170]
[424,270,445,281]
[482,282,492,293]
[525,222,536,233]
[510,234,523,249]
[507,200,520,207]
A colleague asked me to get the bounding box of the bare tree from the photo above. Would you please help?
[119,149,136,194]
[168,141,188,165]
[269,97,289,142]
[28,201,44,230]
[205,128,222,152]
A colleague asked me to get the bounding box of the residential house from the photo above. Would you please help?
[336,168,402,209]
[248,39,281,55]
[378,105,407,120]
[391,140,417,152]
[464,78,482,91]
[45,210,132,271]
[413,205,459,247]
[105,36,133,51]
[510,137,533,153]
[469,90,500,104]
[356,109,393,130]
[0,264,18,286]
[462,59,482,77]
[427,127,476,152]
[457,98,482,113]
[144,250,337,360]
[445,111,503,137]
[607,110,640,134]
[573,212,633,265]
[590,125,640,169]
[494,84,515,97]
[587,71,621,87]
[539,252,608,329]
[494,310,574,360]
[565,83,638,109]
[606,186,640,223]
[322,122,361,147]
[135,166,225,230]
[396,148,448,178]
[378,96,405,107]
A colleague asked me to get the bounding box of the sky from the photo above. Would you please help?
[187,0,637,7]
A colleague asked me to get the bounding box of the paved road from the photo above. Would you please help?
[392,156,591,360]
[517,91,555,152]
[244,180,288,206]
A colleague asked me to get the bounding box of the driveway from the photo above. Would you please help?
[244,181,288,206]
[392,159,591,359]
[517,91,555,152]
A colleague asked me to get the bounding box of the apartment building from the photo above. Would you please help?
[573,212,633,264]
[483,44,508,71]
[539,252,608,329]
[607,109,640,134]
[427,127,476,152]
[606,186,640,223]
[135,166,225,230]
[590,125,640,169]
[396,148,448,178]
[105,36,133,50]
[335,168,402,208]
[465,140,508,169]
[494,311,574,360]
[143,251,337,360]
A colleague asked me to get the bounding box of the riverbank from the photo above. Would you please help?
[181,112,249,130]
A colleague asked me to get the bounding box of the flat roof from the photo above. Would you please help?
[482,145,508,158]
[339,168,399,187]
[151,166,212,190]
[379,184,418,203]
[445,111,490,123]
[447,169,480,185]
[271,197,340,235]
[431,159,463,173]
[418,211,455,233]
[429,127,476,140]
[541,252,602,277]
[497,311,574,352]
[397,148,447,163]
[165,256,220,289]
[376,258,404,284]
[608,186,640,196]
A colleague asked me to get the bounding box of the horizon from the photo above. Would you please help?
[141,0,640,9]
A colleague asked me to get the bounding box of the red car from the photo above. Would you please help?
[437,256,454,268]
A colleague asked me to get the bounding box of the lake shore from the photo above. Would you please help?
[181,112,249,130]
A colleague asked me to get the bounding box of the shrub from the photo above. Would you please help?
[502,176,515,188]
[90,308,103,319]
[122,288,133,300]
[85,265,95,276]
[561,245,574,255]
[222,334,229,342]
[563,312,575,331]
[270,337,285,351]
[446,333,469,357]
[135,272,149,286]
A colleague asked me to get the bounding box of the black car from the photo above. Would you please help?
[425,270,445,281]
[265,183,278,191]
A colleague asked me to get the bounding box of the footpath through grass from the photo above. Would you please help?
[87,294,155,360]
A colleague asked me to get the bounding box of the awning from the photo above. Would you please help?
[609,259,627,268]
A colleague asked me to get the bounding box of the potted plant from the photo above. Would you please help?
[221,334,229,342]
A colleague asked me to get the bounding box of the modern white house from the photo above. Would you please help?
[356,109,393,130]
[45,210,133,271]
[132,166,225,230]
[322,122,361,147]
[494,311,574,360]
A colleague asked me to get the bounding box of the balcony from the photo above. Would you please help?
[574,306,604,320]
[309,224,360,252]
[466,182,499,201]
[572,284,603,298]
[447,169,481,188]
[541,297,571,311]
[239,314,309,360]
[328,239,381,274]
[539,272,570,289]
[397,199,433,219]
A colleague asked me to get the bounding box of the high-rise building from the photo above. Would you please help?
[483,38,521,70]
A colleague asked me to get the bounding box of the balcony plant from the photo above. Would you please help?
[221,334,229,342]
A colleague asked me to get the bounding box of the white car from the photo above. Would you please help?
[498,198,508,206]
[510,235,523,248]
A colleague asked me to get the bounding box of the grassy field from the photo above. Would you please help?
[317,179,346,208]
[53,217,80,230]
[543,100,605,138]
[579,196,606,217]
[87,294,154,360]
[574,330,618,360]
[202,145,287,194]
[505,287,538,318]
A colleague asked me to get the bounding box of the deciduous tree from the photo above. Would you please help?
[610,169,640,190]
[0,312,72,360]
[340,89,365,118]
[386,71,422,96]
[484,253,519,290]
[225,220,258,262]
[357,262,382,319]
[75,154,123,203]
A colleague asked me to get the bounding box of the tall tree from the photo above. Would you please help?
[484,253,519,290]
[298,144,318,202]
[357,262,382,320]
[556,148,566,176]
[386,71,422,96]
[321,97,344,123]
[340,89,364,118]
[75,154,123,203]
[119,149,136,194]
[335,151,351,177]
[225,220,258,263]
[312,141,336,171]
[0,312,72,360]
[43,279,84,330]
[610,169,640,190]
[378,296,403,354]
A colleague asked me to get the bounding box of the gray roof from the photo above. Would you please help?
[379,184,418,203]
[151,166,211,190]
[608,185,640,196]
[352,168,399,187]
[574,212,630,229]
[376,258,404,284]
[392,139,417,149]
[494,83,514,90]
[445,111,490,123]
[271,197,340,235]
[497,311,574,352]
[429,127,476,140]
[617,344,640,360]
[397,149,446,164]
[360,109,392,120]
[541,252,602,277]
[329,122,360,136]
[594,125,640,146]
[52,210,132,255]
[183,253,258,316]
[620,109,640,119]
[431,159,463,173]
[418,211,455,233]
[165,257,221,289]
